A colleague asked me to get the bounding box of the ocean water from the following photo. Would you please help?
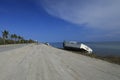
[50,42,120,57]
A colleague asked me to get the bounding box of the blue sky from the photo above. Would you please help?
[0,0,120,42]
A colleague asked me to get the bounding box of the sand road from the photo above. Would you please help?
[0,44,26,52]
[0,44,120,80]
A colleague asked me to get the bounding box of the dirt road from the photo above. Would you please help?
[0,44,26,52]
[0,44,120,80]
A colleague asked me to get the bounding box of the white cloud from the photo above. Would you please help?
[39,0,120,30]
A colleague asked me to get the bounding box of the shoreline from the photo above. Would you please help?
[57,48,120,65]
[50,42,120,56]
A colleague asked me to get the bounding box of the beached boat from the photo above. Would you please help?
[45,42,50,46]
[63,41,93,53]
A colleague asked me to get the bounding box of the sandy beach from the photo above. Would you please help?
[0,44,120,80]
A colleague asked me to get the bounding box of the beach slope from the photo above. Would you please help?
[0,44,120,80]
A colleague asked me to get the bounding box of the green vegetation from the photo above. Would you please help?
[0,30,36,45]
[2,30,9,44]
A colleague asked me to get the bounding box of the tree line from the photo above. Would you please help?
[0,30,36,45]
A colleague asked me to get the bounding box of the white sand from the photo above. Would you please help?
[0,44,120,80]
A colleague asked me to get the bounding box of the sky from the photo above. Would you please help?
[0,0,120,42]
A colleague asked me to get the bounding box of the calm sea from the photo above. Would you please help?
[50,42,120,57]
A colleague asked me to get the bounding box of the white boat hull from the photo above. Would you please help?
[63,41,93,53]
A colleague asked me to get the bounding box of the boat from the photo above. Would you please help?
[45,42,50,46]
[63,41,93,53]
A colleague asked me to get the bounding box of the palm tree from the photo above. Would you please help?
[17,36,24,43]
[10,34,14,40]
[28,39,34,43]
[14,34,17,43]
[10,34,17,44]
[10,34,15,44]
[2,30,9,44]
[18,36,21,40]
